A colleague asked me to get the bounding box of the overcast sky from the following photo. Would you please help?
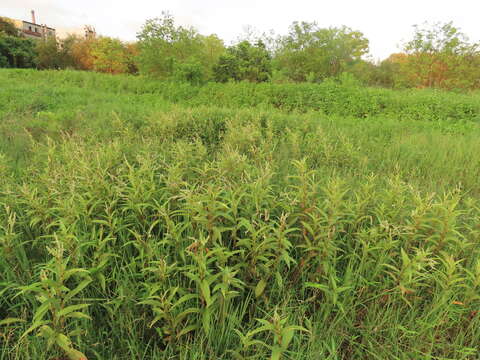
[2,0,480,60]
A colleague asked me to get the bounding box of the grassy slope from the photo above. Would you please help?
[1,69,480,359]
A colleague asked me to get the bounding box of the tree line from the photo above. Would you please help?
[1,13,479,90]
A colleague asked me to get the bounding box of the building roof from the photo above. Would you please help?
[21,20,55,31]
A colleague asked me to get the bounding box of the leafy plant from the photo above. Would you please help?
[17,238,91,360]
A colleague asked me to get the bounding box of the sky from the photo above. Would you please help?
[2,0,480,61]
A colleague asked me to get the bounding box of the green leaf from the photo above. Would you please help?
[138,299,162,308]
[57,304,89,318]
[149,314,164,328]
[281,327,295,350]
[200,279,212,307]
[33,300,54,322]
[21,320,50,339]
[304,282,328,291]
[63,268,89,281]
[16,283,44,296]
[172,293,198,309]
[177,324,198,338]
[401,248,410,266]
[65,348,88,360]
[270,345,282,360]
[55,333,72,350]
[64,278,92,303]
[38,325,55,339]
[275,272,283,289]
[65,312,91,320]
[0,318,26,326]
[68,328,84,337]
[247,324,273,337]
[175,308,200,325]
[255,279,267,298]
[202,307,211,334]
[98,273,106,292]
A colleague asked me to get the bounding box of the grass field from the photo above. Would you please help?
[1,69,480,359]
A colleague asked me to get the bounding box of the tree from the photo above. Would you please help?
[35,34,139,74]
[35,36,77,69]
[35,37,60,69]
[199,34,225,80]
[404,22,476,55]
[0,17,19,37]
[275,22,369,82]
[398,22,480,89]
[90,37,136,74]
[345,59,398,88]
[213,40,272,82]
[0,36,36,68]
[70,37,96,71]
[137,12,225,81]
[0,17,36,68]
[137,12,203,79]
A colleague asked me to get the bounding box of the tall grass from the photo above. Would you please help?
[3,69,480,122]
[1,69,480,359]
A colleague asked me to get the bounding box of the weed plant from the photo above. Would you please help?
[1,69,480,359]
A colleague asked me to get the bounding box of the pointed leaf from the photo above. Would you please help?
[64,279,92,303]
[0,318,26,326]
[255,279,267,298]
[57,304,89,318]
[270,345,282,360]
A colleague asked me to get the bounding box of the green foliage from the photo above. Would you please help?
[35,36,78,70]
[4,68,480,122]
[214,40,272,83]
[173,60,205,85]
[90,36,136,74]
[3,12,480,92]
[0,17,19,37]
[345,59,399,87]
[136,12,224,81]
[17,238,91,360]
[0,36,36,68]
[234,311,309,359]
[199,34,226,78]
[1,69,480,359]
[275,22,369,82]
[397,22,480,90]
[404,21,478,55]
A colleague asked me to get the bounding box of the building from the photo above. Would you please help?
[84,25,96,40]
[4,10,96,41]
[4,10,96,42]
[11,11,55,40]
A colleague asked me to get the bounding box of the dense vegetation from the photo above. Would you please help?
[1,14,480,90]
[1,69,480,359]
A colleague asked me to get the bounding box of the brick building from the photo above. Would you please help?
[11,11,55,40]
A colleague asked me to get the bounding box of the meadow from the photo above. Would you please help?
[1,69,480,359]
